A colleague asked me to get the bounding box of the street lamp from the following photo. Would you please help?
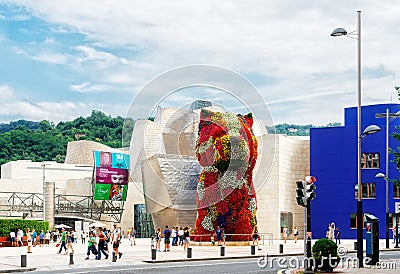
[375,109,400,248]
[331,11,381,268]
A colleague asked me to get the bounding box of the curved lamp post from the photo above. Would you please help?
[331,11,381,268]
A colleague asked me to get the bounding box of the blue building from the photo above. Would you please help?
[310,103,400,239]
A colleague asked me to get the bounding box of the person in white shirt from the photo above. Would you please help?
[45,231,51,246]
[171,227,177,246]
[10,231,16,247]
[178,227,184,246]
[16,229,23,247]
[111,224,123,259]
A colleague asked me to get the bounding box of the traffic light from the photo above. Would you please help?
[296,181,307,207]
[296,176,317,207]
[305,182,316,200]
[305,176,317,201]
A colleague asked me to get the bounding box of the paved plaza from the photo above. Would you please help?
[0,238,399,273]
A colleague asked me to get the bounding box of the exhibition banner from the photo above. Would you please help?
[93,151,130,201]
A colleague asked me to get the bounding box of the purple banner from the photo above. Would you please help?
[95,167,129,185]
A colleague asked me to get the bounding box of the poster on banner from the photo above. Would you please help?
[75,221,82,237]
[93,151,130,201]
[83,222,90,233]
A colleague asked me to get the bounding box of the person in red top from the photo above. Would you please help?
[96,228,109,260]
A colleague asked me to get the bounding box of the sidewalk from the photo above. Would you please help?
[0,238,398,273]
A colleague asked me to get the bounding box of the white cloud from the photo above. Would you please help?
[0,85,14,100]
[31,52,67,64]
[2,0,400,125]
[70,82,110,93]
[0,99,91,124]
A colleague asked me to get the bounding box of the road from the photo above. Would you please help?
[30,257,279,274]
[30,251,400,274]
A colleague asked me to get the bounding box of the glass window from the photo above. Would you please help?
[350,213,370,229]
[394,182,400,199]
[354,183,376,199]
[280,212,293,234]
[361,153,379,169]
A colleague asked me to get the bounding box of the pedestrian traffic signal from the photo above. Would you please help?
[296,177,317,207]
[296,181,307,207]
[305,182,316,200]
[305,176,316,201]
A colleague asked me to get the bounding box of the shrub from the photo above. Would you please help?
[312,238,340,272]
[0,219,49,236]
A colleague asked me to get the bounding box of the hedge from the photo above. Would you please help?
[0,219,49,236]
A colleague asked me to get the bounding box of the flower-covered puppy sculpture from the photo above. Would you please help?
[194,109,258,241]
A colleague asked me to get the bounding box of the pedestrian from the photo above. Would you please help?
[328,222,335,241]
[39,230,45,247]
[66,230,74,254]
[26,228,32,253]
[215,226,222,246]
[111,224,123,259]
[53,230,58,243]
[127,228,131,243]
[16,228,23,247]
[336,227,341,244]
[96,228,109,260]
[130,227,136,246]
[293,226,299,243]
[155,227,161,252]
[282,226,288,243]
[81,231,87,244]
[221,227,226,246]
[32,229,37,247]
[178,227,184,246]
[85,231,97,260]
[392,226,397,243]
[163,225,171,252]
[45,230,50,246]
[10,230,16,247]
[103,228,110,251]
[72,230,78,244]
[252,225,261,250]
[57,228,67,254]
[171,226,177,246]
[183,226,191,251]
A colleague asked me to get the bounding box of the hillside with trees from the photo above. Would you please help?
[0,110,130,167]
[266,122,342,136]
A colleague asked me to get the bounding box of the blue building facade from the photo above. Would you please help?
[310,103,400,239]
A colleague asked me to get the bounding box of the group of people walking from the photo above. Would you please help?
[56,224,123,261]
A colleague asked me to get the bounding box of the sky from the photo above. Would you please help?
[0,0,399,127]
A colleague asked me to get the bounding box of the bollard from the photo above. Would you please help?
[69,253,74,265]
[279,244,283,253]
[220,246,225,256]
[251,245,256,255]
[187,247,192,258]
[21,254,27,267]
[112,251,117,262]
[151,249,156,260]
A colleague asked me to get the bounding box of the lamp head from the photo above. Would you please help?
[375,173,386,178]
[362,125,381,136]
[331,27,347,37]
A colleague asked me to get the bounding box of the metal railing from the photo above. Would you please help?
[190,232,273,246]
[0,191,124,222]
